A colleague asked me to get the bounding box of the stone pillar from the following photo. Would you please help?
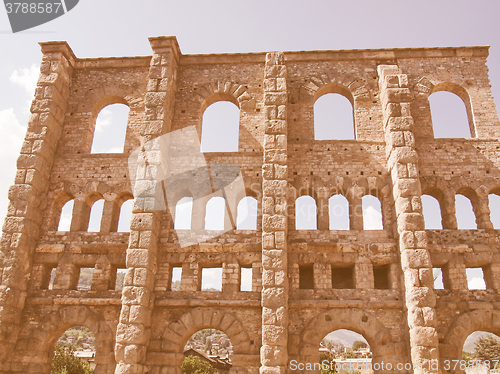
[441,189,458,230]
[92,256,113,291]
[0,42,74,362]
[475,194,493,229]
[261,52,288,374]
[354,259,373,289]
[114,36,180,374]
[70,198,91,231]
[348,186,364,230]
[101,199,119,233]
[223,259,239,293]
[53,262,79,290]
[317,195,329,230]
[378,65,441,373]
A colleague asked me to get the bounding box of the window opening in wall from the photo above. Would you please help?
[421,195,443,229]
[237,196,258,230]
[115,268,127,291]
[320,329,371,365]
[429,91,471,138]
[91,103,130,153]
[88,199,104,232]
[205,196,226,230]
[183,329,233,366]
[462,331,500,371]
[295,195,317,230]
[171,266,182,291]
[455,194,477,229]
[362,195,383,230]
[117,199,133,232]
[299,264,314,289]
[329,194,349,230]
[466,267,486,290]
[332,266,354,289]
[488,193,500,229]
[174,197,193,230]
[433,268,444,290]
[58,199,74,232]
[314,93,355,140]
[52,326,96,372]
[77,267,94,291]
[48,267,56,290]
[240,266,252,292]
[201,101,240,152]
[373,265,390,289]
[42,266,57,290]
[201,267,223,291]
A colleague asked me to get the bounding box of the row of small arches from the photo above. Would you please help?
[57,191,500,233]
[173,194,384,231]
[57,197,133,232]
[90,85,473,154]
[57,194,384,232]
[422,192,500,229]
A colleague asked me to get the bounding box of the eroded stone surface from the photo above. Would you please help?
[0,38,499,374]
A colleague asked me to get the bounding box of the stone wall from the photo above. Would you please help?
[0,38,499,374]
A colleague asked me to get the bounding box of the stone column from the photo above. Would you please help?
[114,37,180,374]
[261,52,289,374]
[0,42,74,362]
[378,65,441,373]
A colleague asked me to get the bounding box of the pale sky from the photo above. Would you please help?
[0,1,497,293]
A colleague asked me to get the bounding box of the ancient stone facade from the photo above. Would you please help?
[0,37,500,374]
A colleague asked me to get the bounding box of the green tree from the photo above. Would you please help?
[474,335,500,369]
[319,352,336,374]
[352,341,368,351]
[51,345,94,374]
[181,355,216,374]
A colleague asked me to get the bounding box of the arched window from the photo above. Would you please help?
[429,91,471,138]
[184,329,233,365]
[455,194,477,229]
[205,196,226,230]
[362,195,383,230]
[488,193,500,229]
[237,196,257,230]
[314,93,355,140]
[52,326,96,372]
[91,103,130,153]
[201,101,240,152]
[421,194,443,229]
[320,329,371,365]
[88,199,104,232]
[295,195,317,230]
[117,199,133,232]
[328,194,349,230]
[57,199,74,231]
[174,197,193,230]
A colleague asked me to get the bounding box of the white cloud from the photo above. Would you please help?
[468,277,486,290]
[0,108,26,221]
[10,65,39,97]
